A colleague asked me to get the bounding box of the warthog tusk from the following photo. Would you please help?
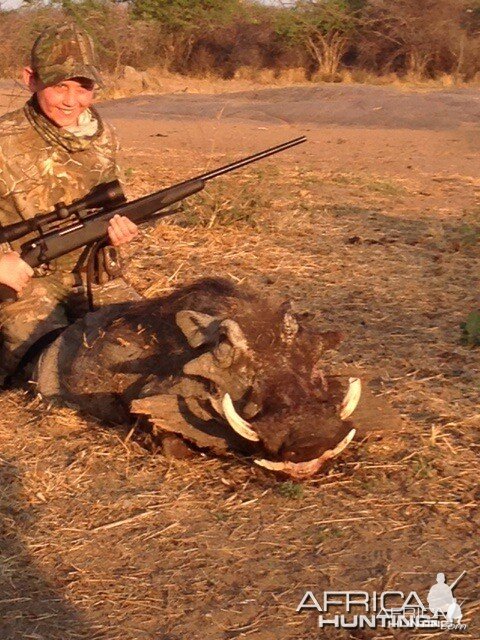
[254,457,322,476]
[328,427,356,457]
[340,377,362,420]
[222,393,260,442]
[254,428,356,478]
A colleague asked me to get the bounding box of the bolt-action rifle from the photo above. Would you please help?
[0,136,306,301]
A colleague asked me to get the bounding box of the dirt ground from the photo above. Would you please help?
[0,79,478,639]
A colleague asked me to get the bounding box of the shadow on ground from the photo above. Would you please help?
[0,459,103,640]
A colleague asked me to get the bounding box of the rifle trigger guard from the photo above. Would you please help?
[28,238,49,266]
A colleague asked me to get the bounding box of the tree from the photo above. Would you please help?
[130,0,239,32]
[275,0,360,80]
[358,0,473,78]
[129,0,241,71]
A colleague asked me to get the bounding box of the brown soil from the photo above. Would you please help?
[0,80,478,639]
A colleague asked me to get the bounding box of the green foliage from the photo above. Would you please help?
[411,454,436,479]
[276,481,304,500]
[274,0,358,45]
[458,222,480,246]
[460,310,480,346]
[53,0,105,23]
[130,0,239,33]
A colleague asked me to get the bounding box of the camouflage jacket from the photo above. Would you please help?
[0,97,120,271]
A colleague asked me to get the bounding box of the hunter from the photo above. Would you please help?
[0,23,139,386]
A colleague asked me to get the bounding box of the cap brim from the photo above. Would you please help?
[39,64,104,88]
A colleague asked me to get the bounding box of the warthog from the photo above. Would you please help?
[33,278,397,478]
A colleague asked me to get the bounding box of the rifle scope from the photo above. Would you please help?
[0,180,126,244]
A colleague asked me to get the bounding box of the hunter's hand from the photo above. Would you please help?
[107,214,139,246]
[0,251,34,295]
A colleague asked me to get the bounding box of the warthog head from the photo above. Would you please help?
[127,279,361,478]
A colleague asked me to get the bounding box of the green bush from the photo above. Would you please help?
[461,311,480,347]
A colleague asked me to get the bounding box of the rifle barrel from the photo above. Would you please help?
[0,136,307,302]
[196,136,307,182]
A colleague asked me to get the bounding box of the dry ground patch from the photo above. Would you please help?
[0,84,478,639]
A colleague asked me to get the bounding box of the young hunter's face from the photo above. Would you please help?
[35,78,95,127]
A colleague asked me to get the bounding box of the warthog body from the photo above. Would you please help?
[33,278,397,477]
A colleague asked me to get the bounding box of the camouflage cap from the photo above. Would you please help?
[31,23,103,88]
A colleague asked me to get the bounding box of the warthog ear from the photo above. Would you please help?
[176,310,222,348]
[181,314,251,395]
[176,310,250,354]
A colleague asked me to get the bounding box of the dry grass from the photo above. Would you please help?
[101,68,480,102]
[0,134,479,639]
